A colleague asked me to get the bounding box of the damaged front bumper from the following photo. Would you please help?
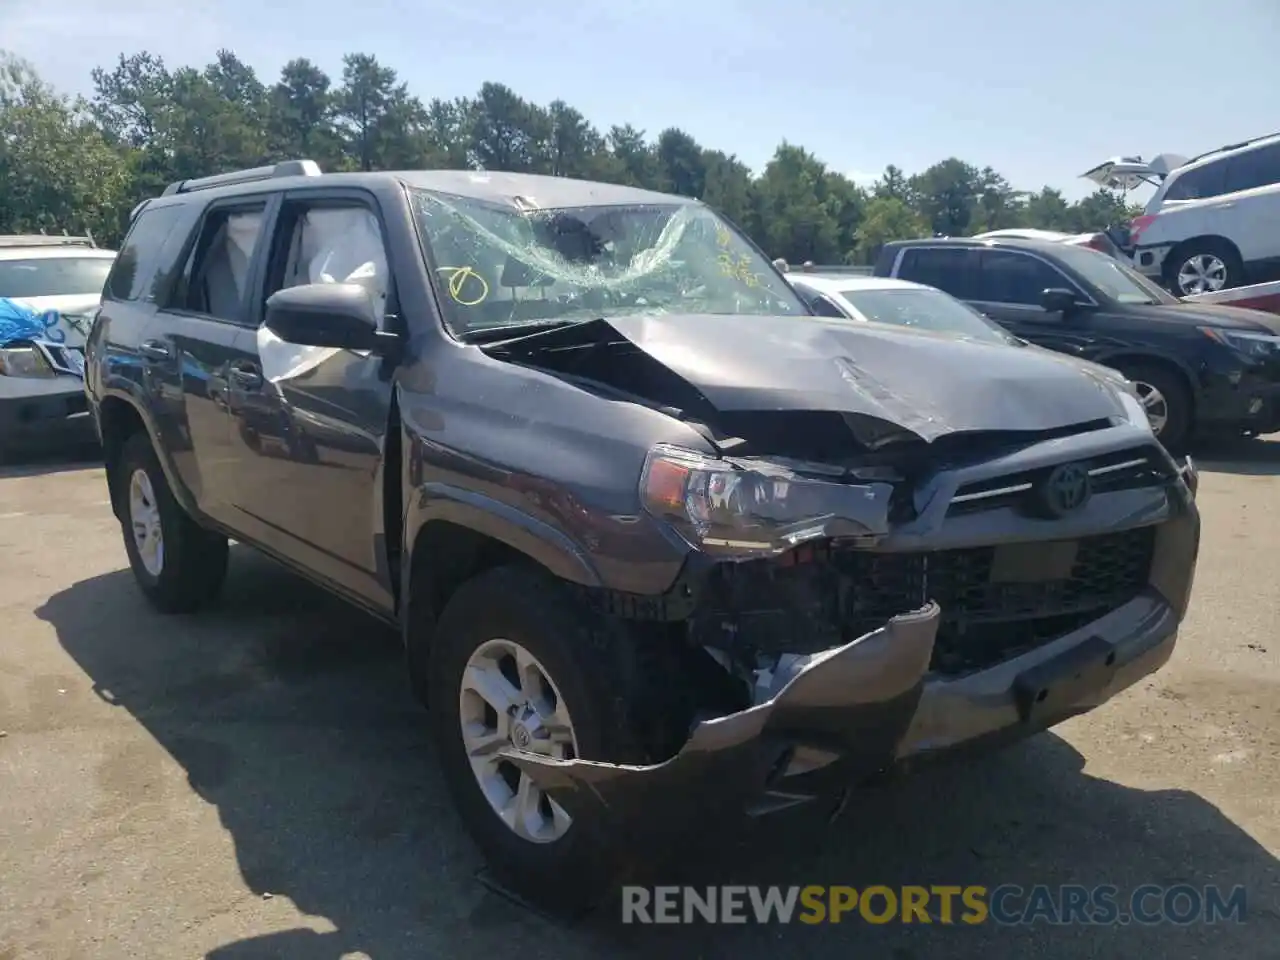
[509,571,1186,842]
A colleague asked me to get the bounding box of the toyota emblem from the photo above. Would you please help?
[1039,462,1092,517]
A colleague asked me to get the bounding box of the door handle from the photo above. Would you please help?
[139,339,173,361]
[228,363,264,391]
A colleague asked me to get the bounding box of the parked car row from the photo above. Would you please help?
[79,158,1201,912]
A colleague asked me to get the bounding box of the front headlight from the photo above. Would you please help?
[639,444,894,558]
[1200,327,1280,358]
[0,346,56,378]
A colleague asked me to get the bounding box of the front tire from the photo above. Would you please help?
[426,565,669,912]
[115,431,229,613]
[1114,361,1192,451]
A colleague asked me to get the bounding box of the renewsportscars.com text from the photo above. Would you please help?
[621,884,1248,926]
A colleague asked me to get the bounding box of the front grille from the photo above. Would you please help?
[835,525,1156,675]
[948,445,1173,517]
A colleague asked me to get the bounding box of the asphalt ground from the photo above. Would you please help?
[1,442,1277,959]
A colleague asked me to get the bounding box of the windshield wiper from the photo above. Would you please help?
[460,318,597,345]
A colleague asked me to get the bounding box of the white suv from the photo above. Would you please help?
[0,235,116,347]
[1102,134,1280,297]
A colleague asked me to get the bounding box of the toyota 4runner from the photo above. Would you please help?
[84,160,1201,911]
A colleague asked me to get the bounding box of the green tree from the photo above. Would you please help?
[468,82,548,173]
[873,164,912,203]
[752,142,842,264]
[700,150,755,231]
[1023,187,1073,231]
[604,124,659,187]
[854,197,928,264]
[17,46,1159,264]
[654,128,707,198]
[333,53,425,171]
[267,58,340,166]
[910,158,982,236]
[1065,188,1135,232]
[0,54,130,241]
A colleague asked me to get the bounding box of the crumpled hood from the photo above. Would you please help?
[487,313,1129,444]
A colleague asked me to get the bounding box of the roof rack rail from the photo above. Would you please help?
[1187,131,1280,166]
[0,235,97,249]
[161,159,322,197]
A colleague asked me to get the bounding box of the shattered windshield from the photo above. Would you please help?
[409,189,809,338]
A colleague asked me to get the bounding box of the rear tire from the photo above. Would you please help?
[1113,361,1192,451]
[1165,239,1244,296]
[425,565,673,913]
[115,431,229,613]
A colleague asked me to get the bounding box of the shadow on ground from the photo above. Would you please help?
[0,442,100,478]
[36,553,1280,960]
[1194,435,1280,477]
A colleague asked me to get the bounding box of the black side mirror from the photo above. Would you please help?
[264,282,395,353]
[1040,287,1078,315]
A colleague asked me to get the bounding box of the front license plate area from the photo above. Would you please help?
[1013,634,1117,724]
[990,539,1078,583]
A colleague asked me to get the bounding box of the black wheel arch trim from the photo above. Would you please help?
[403,481,606,596]
[95,387,201,522]
[1093,351,1201,401]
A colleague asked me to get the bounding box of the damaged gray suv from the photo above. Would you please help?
[84,161,1202,911]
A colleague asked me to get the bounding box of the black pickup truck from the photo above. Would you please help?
[85,161,1200,911]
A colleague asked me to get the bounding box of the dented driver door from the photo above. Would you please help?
[222,191,398,612]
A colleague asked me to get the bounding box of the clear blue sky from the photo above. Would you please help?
[4,0,1277,199]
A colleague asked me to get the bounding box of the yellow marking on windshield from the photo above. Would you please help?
[436,266,490,306]
[714,225,763,287]
[717,251,763,288]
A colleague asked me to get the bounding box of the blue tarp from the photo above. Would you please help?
[0,297,51,347]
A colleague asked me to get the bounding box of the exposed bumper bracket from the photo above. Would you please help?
[506,602,940,850]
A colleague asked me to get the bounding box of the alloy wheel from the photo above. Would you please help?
[1176,254,1228,295]
[459,638,579,843]
[128,468,164,576]
[1132,380,1169,437]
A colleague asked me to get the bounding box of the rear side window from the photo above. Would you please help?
[895,248,977,299]
[0,257,114,299]
[1222,143,1280,195]
[104,204,199,303]
[1162,161,1228,202]
[975,251,1066,305]
[171,205,268,324]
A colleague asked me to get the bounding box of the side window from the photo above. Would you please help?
[976,251,1067,305]
[264,202,391,324]
[1222,143,1280,195]
[104,204,199,303]
[172,205,268,324]
[794,286,846,318]
[896,248,976,299]
[810,295,848,319]
[1163,161,1228,202]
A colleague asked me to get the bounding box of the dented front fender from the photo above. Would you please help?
[507,602,940,846]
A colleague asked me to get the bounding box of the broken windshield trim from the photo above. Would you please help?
[407,186,812,342]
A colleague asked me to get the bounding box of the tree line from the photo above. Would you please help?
[0,48,1140,263]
